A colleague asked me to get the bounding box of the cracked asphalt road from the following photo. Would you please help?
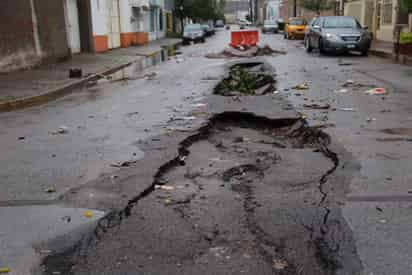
[2,27,412,275]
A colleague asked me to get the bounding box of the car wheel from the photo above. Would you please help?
[305,38,312,53]
[284,32,287,39]
[319,38,325,54]
[201,38,206,43]
[361,49,368,56]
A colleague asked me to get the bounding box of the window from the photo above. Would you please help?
[150,8,155,32]
[159,9,163,31]
[289,19,306,25]
[399,9,409,24]
[323,17,360,28]
[382,0,393,25]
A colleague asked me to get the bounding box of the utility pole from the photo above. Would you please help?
[293,0,297,17]
[179,0,184,35]
[250,0,254,22]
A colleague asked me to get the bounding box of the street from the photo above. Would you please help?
[2,27,412,275]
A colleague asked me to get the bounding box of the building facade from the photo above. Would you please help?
[224,0,250,23]
[345,0,411,42]
[0,0,172,72]
[0,0,71,73]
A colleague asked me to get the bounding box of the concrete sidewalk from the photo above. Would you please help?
[370,39,412,65]
[0,38,181,112]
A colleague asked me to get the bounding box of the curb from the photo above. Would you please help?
[369,48,393,59]
[0,41,181,113]
[0,61,135,113]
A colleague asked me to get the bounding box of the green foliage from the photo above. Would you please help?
[180,0,225,21]
[166,31,182,38]
[299,0,333,13]
[400,32,412,44]
[214,65,275,95]
[400,0,412,12]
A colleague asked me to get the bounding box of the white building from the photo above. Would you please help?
[65,0,168,54]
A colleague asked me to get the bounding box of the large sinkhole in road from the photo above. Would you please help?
[50,114,361,275]
[214,62,277,96]
[145,112,361,275]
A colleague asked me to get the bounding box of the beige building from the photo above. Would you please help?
[344,0,411,42]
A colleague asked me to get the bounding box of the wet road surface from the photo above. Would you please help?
[1,27,412,275]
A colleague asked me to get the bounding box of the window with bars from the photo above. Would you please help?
[382,0,393,25]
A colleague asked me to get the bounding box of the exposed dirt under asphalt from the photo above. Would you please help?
[40,59,362,275]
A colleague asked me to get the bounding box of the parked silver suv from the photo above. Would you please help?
[305,16,372,56]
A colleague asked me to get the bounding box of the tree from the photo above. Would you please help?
[299,0,333,14]
[181,0,225,22]
[400,0,412,11]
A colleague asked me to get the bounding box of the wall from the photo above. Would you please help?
[119,2,150,47]
[164,0,174,11]
[0,0,40,73]
[78,0,94,52]
[376,0,397,42]
[33,0,70,62]
[91,0,109,52]
[344,0,363,23]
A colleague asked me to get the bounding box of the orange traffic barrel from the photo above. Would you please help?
[230,30,259,47]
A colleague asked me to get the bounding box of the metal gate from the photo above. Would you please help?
[107,0,121,49]
[364,0,374,31]
[66,0,81,54]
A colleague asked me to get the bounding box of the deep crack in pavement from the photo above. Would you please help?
[42,60,362,275]
[43,114,361,275]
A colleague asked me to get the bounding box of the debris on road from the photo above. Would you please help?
[366,117,377,123]
[155,185,175,191]
[272,259,289,270]
[376,206,384,212]
[376,137,412,142]
[0,267,10,274]
[214,63,276,96]
[44,187,56,193]
[18,136,25,140]
[365,88,387,95]
[50,126,69,135]
[69,68,82,78]
[312,123,336,129]
[183,116,196,120]
[292,83,309,90]
[334,88,349,93]
[338,61,353,66]
[303,103,330,110]
[191,103,207,108]
[339,107,356,112]
[110,160,138,168]
[84,211,94,218]
[61,215,71,223]
[205,45,286,59]
[343,79,355,86]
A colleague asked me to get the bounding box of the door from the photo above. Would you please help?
[107,0,121,49]
[364,0,374,31]
[66,0,81,54]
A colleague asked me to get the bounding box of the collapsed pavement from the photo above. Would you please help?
[40,60,362,275]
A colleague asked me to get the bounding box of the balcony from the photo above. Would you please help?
[129,0,150,8]
[149,0,161,6]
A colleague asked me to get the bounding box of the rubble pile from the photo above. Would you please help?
[206,44,287,59]
[214,63,276,96]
